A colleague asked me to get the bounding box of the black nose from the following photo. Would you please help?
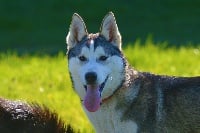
[85,72,97,84]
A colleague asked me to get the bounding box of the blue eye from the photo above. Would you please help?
[78,56,87,61]
[99,56,108,61]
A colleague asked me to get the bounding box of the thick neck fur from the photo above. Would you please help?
[116,59,162,132]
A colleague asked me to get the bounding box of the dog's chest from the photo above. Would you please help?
[84,99,138,133]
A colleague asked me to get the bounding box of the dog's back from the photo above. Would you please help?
[160,76,200,132]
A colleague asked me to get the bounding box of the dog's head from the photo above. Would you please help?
[66,12,125,112]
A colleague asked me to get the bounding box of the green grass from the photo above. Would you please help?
[0,43,199,133]
[1,0,200,53]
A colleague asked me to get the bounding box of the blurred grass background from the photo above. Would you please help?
[0,0,200,54]
[0,0,200,132]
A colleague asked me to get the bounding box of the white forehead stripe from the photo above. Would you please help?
[89,39,94,45]
[89,39,94,52]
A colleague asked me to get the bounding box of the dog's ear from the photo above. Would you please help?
[100,12,122,50]
[66,13,88,50]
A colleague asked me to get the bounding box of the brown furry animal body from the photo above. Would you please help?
[0,98,74,133]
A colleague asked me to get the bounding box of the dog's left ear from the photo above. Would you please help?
[100,12,122,50]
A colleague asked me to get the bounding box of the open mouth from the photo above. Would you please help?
[84,76,108,95]
[83,76,108,112]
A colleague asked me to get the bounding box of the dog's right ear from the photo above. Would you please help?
[100,12,122,50]
[66,13,88,50]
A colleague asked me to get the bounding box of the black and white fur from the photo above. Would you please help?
[67,12,200,133]
[0,98,75,133]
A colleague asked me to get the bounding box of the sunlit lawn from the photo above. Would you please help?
[0,42,199,132]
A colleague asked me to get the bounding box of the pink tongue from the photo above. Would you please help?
[83,85,101,112]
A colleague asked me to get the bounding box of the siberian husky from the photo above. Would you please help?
[66,12,200,133]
